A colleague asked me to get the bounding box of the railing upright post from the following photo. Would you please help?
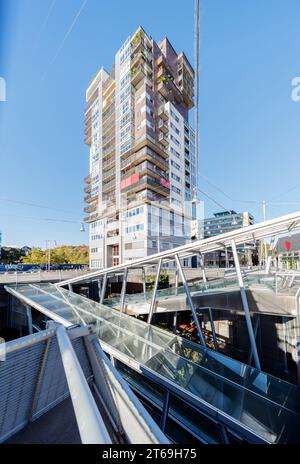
[231,239,261,370]
[120,268,128,313]
[147,259,162,324]
[100,274,107,304]
[175,254,206,347]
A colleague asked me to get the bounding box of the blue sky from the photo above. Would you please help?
[0,0,299,247]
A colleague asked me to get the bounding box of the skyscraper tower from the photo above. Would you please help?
[84,27,196,269]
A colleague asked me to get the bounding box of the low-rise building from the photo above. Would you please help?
[196,211,255,267]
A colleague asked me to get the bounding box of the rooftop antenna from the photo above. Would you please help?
[194,0,200,202]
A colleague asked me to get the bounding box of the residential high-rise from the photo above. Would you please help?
[84,27,196,269]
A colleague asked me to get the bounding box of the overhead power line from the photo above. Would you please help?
[198,188,228,211]
[2,212,81,224]
[0,197,81,217]
[200,174,300,207]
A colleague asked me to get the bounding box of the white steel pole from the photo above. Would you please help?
[175,254,206,346]
[231,239,261,370]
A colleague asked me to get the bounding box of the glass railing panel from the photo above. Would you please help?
[147,349,300,443]
[10,284,300,424]
[168,335,300,413]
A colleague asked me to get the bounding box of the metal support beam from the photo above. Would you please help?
[199,253,207,283]
[225,247,229,268]
[160,390,170,433]
[173,312,178,334]
[175,268,179,296]
[68,284,73,292]
[265,237,275,275]
[147,259,162,325]
[100,274,107,304]
[97,279,102,302]
[175,254,206,346]
[247,315,260,366]
[231,239,261,370]
[142,267,147,301]
[25,305,33,335]
[219,424,230,444]
[56,324,112,444]
[208,308,218,352]
[282,316,289,373]
[120,268,128,313]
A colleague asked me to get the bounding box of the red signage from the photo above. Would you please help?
[121,173,140,190]
[160,177,170,188]
[285,240,291,251]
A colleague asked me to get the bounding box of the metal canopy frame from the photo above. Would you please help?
[54,211,300,371]
[57,211,300,287]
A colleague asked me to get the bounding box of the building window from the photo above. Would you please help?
[170,147,181,159]
[170,109,180,123]
[172,186,181,195]
[123,206,144,219]
[171,173,181,182]
[91,234,102,241]
[171,160,180,170]
[170,122,180,135]
[125,223,144,234]
[171,135,180,146]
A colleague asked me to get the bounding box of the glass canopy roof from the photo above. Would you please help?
[6,283,300,444]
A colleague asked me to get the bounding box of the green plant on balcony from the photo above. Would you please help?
[131,67,137,77]
[158,75,167,83]
[132,31,141,44]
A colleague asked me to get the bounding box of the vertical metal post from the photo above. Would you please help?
[120,268,128,313]
[100,274,107,304]
[97,279,102,302]
[219,424,230,444]
[68,284,73,292]
[160,390,170,433]
[194,0,200,196]
[173,312,178,334]
[208,308,218,351]
[110,353,115,367]
[247,315,260,366]
[175,268,179,296]
[199,253,207,282]
[147,259,162,324]
[282,316,289,373]
[142,267,147,301]
[26,305,33,335]
[231,239,261,370]
[175,254,206,346]
[225,247,229,268]
[266,237,275,275]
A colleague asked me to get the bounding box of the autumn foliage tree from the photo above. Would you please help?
[21,245,89,265]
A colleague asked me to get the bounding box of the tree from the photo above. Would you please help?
[0,247,23,264]
[21,245,89,265]
[145,270,169,290]
[21,248,47,264]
